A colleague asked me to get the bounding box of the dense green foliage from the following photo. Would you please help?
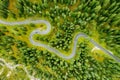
[0,0,120,80]
[0,33,120,79]
[0,0,9,18]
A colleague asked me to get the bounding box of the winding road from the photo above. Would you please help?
[0,19,120,62]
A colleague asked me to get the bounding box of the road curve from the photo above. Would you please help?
[0,19,120,62]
